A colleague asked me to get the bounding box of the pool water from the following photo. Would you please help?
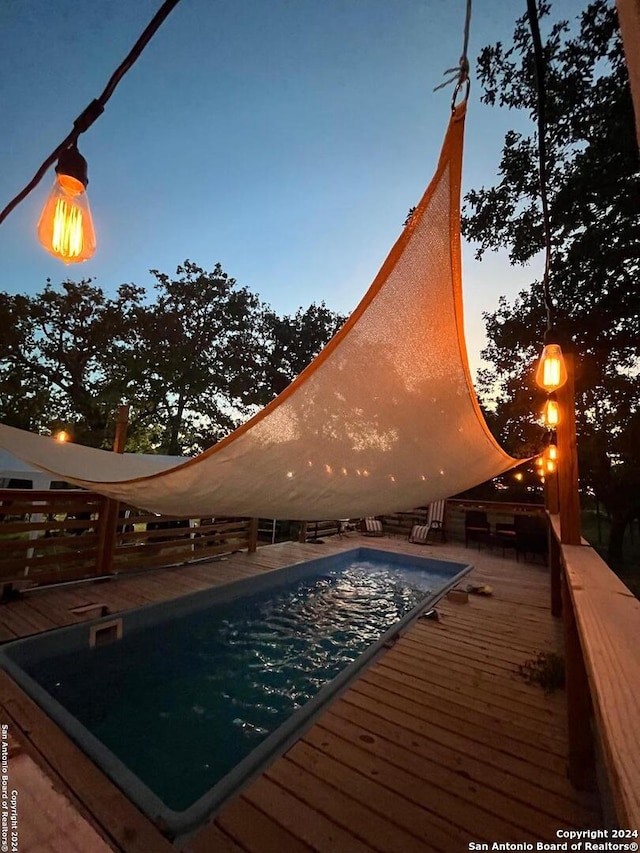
[25,557,454,812]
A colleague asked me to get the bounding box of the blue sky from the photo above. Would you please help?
[0,0,587,375]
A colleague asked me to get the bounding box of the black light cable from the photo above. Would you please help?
[528,0,569,401]
[0,0,182,228]
[527,0,568,488]
[526,0,554,330]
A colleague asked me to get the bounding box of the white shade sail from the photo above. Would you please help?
[0,103,520,519]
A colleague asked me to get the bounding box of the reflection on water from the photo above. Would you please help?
[27,559,451,811]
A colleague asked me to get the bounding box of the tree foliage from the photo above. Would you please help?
[463,0,640,561]
[0,280,140,446]
[0,262,345,455]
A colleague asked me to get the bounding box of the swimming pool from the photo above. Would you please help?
[0,547,470,838]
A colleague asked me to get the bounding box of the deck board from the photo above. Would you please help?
[301,723,472,850]
[0,535,602,851]
[216,790,318,853]
[379,647,567,732]
[269,747,435,852]
[320,700,593,817]
[297,726,534,843]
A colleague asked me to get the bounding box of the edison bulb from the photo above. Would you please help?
[535,344,567,391]
[543,397,560,427]
[38,173,96,264]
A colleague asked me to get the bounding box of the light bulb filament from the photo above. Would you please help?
[52,199,84,259]
[543,359,560,388]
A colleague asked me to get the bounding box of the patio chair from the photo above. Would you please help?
[514,514,549,563]
[409,500,446,544]
[464,510,491,548]
[494,521,517,556]
[361,517,385,536]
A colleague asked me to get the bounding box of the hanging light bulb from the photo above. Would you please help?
[544,441,558,473]
[536,344,567,390]
[55,430,70,443]
[543,394,560,427]
[535,329,567,391]
[37,144,96,264]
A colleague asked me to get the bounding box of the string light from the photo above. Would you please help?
[543,394,560,427]
[37,145,95,263]
[0,0,182,255]
[527,0,568,488]
[544,441,558,473]
[535,333,568,392]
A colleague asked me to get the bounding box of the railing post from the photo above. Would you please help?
[95,405,129,577]
[562,571,596,789]
[298,521,308,543]
[247,518,259,553]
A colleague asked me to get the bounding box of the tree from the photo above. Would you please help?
[126,263,346,454]
[0,279,142,447]
[127,262,267,455]
[0,262,345,456]
[463,0,640,562]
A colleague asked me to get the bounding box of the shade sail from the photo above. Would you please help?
[0,103,520,519]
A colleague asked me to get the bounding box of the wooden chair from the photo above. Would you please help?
[409,500,446,544]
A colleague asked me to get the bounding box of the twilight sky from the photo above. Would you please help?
[0,0,587,376]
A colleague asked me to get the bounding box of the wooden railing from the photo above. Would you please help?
[548,514,640,828]
[298,520,344,542]
[111,512,256,575]
[0,490,104,587]
[0,489,255,588]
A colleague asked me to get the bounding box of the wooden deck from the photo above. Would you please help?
[0,535,601,851]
